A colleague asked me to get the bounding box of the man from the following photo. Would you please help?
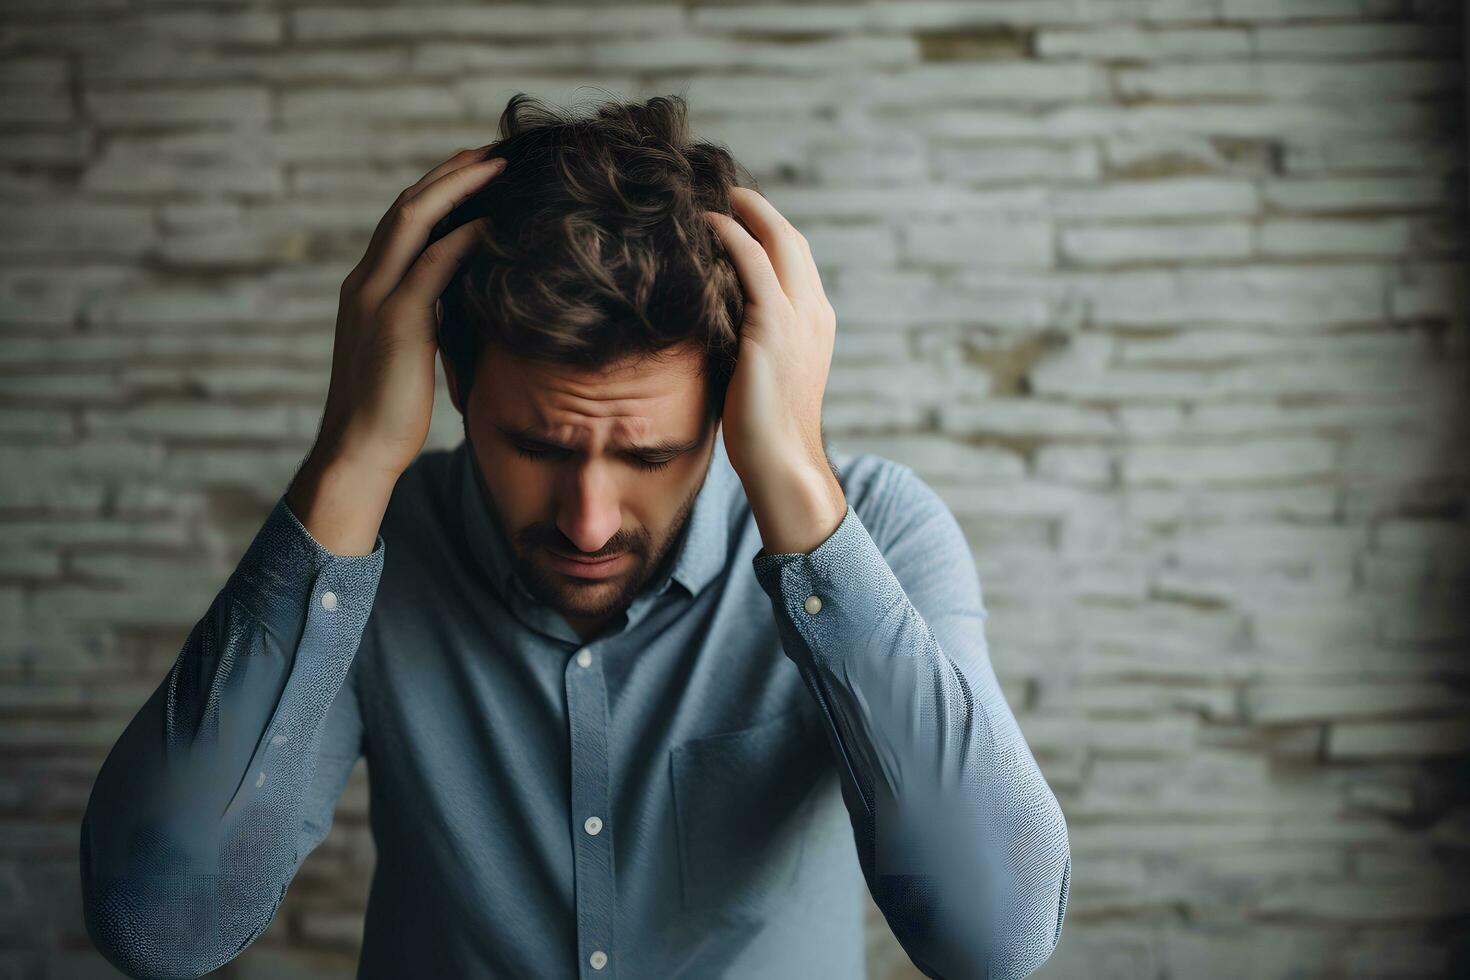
[80,94,1070,979]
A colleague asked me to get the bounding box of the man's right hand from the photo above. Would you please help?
[286,145,506,555]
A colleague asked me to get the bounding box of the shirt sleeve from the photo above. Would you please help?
[79,489,384,979]
[751,462,1071,980]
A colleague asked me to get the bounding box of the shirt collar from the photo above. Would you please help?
[454,428,739,607]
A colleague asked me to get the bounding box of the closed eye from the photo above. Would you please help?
[512,444,673,472]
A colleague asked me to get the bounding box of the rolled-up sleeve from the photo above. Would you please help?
[751,462,1070,980]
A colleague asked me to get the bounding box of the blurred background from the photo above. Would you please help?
[1,0,1467,977]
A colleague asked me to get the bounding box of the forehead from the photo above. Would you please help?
[477,343,706,447]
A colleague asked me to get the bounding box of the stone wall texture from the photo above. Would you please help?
[1,1,1467,978]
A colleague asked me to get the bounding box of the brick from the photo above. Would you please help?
[866,62,1108,105]
[912,100,1450,142]
[1083,264,1387,326]
[1037,27,1251,59]
[927,478,1091,521]
[136,10,283,46]
[1115,329,1293,364]
[583,36,916,72]
[280,85,463,123]
[933,143,1100,184]
[938,396,1119,438]
[872,1,1221,31]
[1220,0,1365,19]
[902,216,1053,269]
[85,46,413,86]
[1328,720,1470,760]
[1117,60,1461,100]
[1264,176,1451,212]
[0,201,156,259]
[290,5,682,42]
[680,74,857,115]
[1035,445,1113,485]
[0,58,69,86]
[83,403,319,441]
[1170,478,1342,535]
[1102,135,1232,173]
[691,5,868,33]
[834,434,1026,482]
[1253,23,1460,58]
[803,224,901,268]
[1258,218,1411,256]
[0,92,73,125]
[83,86,270,126]
[81,147,286,196]
[1021,713,1199,757]
[1122,438,1337,485]
[1281,136,1463,174]
[0,130,92,166]
[1051,179,1258,219]
[1061,221,1252,264]
[1245,681,1470,723]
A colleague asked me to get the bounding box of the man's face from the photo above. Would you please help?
[444,341,716,636]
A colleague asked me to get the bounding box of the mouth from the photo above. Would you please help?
[544,549,629,580]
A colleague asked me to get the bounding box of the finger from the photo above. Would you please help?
[400,143,499,206]
[358,157,506,311]
[354,145,496,293]
[384,216,491,339]
[726,186,823,309]
[705,211,791,314]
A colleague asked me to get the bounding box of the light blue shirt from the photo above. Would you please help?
[81,431,1070,979]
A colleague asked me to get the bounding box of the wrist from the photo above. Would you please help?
[285,450,397,557]
[744,460,847,557]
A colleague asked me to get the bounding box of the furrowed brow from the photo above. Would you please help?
[495,424,701,456]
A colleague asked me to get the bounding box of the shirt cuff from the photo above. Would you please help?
[750,504,893,660]
[222,490,386,650]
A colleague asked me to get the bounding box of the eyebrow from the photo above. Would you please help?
[494,424,703,457]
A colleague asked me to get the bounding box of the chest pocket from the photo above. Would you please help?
[670,707,829,914]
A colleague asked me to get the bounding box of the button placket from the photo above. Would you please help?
[565,644,615,977]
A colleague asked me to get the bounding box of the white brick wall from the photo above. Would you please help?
[0,1,1465,978]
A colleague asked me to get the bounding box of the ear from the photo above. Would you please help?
[440,347,464,416]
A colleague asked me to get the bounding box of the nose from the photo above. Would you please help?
[553,461,624,557]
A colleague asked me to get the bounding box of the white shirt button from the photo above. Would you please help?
[584,815,603,836]
[320,590,338,611]
[576,647,593,668]
[589,950,607,970]
[804,594,822,615]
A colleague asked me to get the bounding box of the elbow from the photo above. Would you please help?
[80,818,265,980]
[999,807,1072,979]
[886,851,1071,980]
[935,803,1073,980]
[82,876,216,980]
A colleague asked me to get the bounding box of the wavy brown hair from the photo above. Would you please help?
[429,92,757,429]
